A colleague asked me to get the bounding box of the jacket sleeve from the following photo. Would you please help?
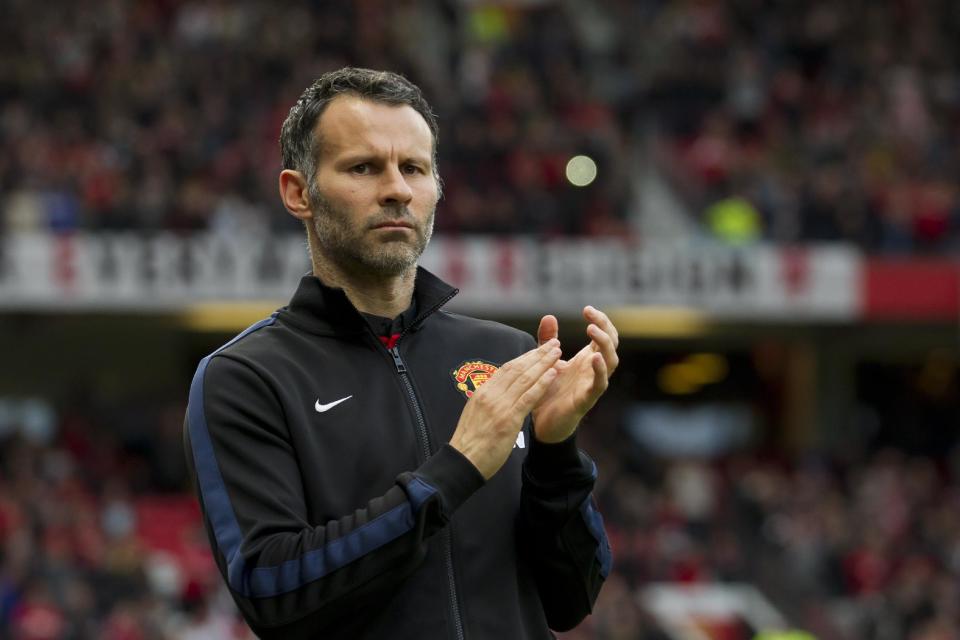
[183,352,484,635]
[518,429,613,631]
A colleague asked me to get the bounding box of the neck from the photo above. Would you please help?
[311,251,416,319]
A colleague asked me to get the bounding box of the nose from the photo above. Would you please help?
[378,165,413,207]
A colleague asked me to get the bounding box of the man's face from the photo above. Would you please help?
[308,95,438,279]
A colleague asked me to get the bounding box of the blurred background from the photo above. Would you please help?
[1,0,959,638]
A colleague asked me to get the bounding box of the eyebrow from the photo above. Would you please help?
[336,153,433,167]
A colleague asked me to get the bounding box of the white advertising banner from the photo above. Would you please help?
[422,237,861,320]
[0,232,861,320]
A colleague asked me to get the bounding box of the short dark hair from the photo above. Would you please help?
[279,67,439,187]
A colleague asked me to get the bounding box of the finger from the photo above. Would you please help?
[514,366,558,417]
[506,343,562,398]
[571,354,608,417]
[588,352,609,398]
[537,315,559,346]
[584,306,619,349]
[488,339,560,391]
[586,323,619,376]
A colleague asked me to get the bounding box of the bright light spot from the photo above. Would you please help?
[658,366,699,396]
[686,353,729,384]
[565,155,597,187]
[656,353,729,396]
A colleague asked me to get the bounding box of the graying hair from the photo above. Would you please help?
[279,67,440,191]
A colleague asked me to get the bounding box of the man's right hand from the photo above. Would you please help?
[449,340,562,480]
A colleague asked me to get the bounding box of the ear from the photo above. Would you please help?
[279,170,313,221]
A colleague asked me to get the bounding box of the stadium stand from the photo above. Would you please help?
[2,369,959,639]
[0,0,632,237]
[2,1,958,248]
[640,0,960,252]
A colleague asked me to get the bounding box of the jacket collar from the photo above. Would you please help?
[280,266,458,337]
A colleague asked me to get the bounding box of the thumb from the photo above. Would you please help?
[537,315,559,346]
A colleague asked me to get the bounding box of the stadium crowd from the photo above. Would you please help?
[0,397,246,640]
[2,0,959,250]
[641,0,960,251]
[2,390,960,639]
[573,446,960,640]
[0,0,632,237]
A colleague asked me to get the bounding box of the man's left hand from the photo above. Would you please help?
[532,306,619,443]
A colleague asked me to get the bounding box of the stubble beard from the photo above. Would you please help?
[309,183,435,279]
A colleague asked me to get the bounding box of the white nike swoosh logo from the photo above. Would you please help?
[315,396,353,413]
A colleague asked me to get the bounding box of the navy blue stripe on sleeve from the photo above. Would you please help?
[186,315,438,598]
[578,460,612,579]
[187,316,277,592]
[240,501,419,596]
[579,497,612,579]
[403,477,437,512]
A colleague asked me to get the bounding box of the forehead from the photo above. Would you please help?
[313,94,434,160]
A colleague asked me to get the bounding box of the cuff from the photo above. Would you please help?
[413,444,485,521]
[525,431,583,480]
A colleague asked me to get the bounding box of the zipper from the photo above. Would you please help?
[442,528,465,640]
[390,346,431,465]
[389,344,466,640]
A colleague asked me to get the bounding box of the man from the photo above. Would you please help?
[184,67,617,639]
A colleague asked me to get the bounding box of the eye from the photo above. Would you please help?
[402,163,422,175]
[350,163,370,175]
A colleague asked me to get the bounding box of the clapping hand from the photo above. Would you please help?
[531,306,619,444]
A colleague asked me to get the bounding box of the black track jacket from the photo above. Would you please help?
[184,267,612,639]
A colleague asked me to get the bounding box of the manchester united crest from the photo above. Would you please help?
[451,360,499,399]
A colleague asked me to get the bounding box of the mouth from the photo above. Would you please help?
[372,221,414,230]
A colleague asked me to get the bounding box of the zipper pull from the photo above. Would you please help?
[390,347,407,374]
